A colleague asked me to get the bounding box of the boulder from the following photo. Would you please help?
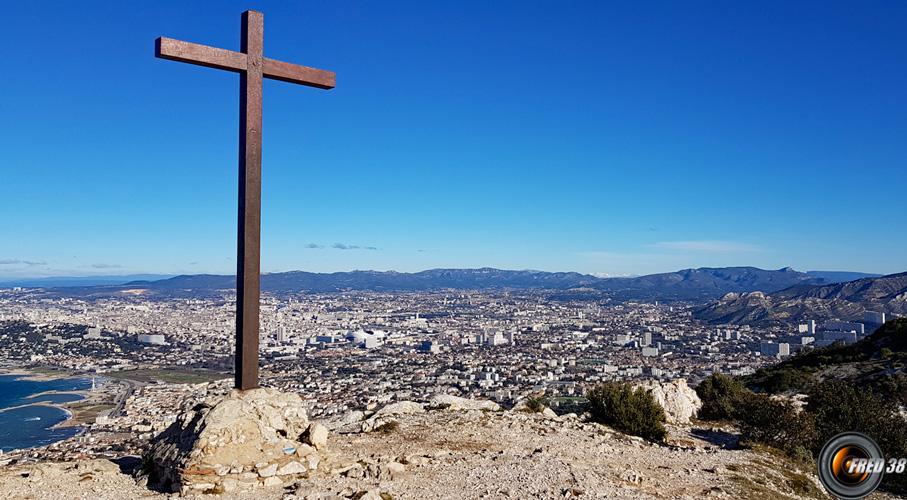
[360,416,399,433]
[634,379,702,424]
[304,422,330,450]
[319,410,366,433]
[277,461,307,476]
[358,401,424,433]
[372,401,424,418]
[427,394,501,411]
[143,386,321,493]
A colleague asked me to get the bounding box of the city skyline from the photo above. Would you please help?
[2,1,906,279]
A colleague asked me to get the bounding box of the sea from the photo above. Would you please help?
[0,373,92,452]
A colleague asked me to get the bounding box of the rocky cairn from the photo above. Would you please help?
[143,387,328,494]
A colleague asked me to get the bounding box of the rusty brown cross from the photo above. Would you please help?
[154,10,335,390]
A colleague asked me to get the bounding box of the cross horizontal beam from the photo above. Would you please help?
[155,37,336,89]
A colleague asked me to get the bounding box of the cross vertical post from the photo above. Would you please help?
[154,10,335,391]
[236,10,263,391]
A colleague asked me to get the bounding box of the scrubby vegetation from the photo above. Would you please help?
[526,396,554,413]
[695,319,907,494]
[587,382,667,442]
[696,374,816,454]
[734,393,816,456]
[373,420,401,434]
[695,373,750,421]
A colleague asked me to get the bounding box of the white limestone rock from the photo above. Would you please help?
[427,394,501,412]
[277,461,306,476]
[262,476,283,488]
[320,410,366,433]
[304,422,330,450]
[633,379,702,424]
[257,463,278,478]
[373,401,425,418]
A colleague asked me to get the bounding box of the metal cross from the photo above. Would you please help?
[154,10,335,390]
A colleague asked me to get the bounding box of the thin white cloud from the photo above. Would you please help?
[649,240,763,253]
[0,259,46,266]
[303,243,379,250]
[331,243,379,251]
[90,263,122,269]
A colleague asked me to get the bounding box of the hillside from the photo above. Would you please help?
[20,266,858,302]
[745,318,907,399]
[693,272,907,325]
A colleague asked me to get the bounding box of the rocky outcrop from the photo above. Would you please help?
[143,387,327,494]
[320,410,366,433]
[634,379,702,424]
[372,401,425,418]
[426,394,501,411]
[694,272,907,325]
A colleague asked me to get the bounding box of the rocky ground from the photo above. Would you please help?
[0,402,843,500]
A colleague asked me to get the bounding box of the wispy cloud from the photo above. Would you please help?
[0,259,46,266]
[649,240,763,253]
[304,243,379,251]
[332,243,378,251]
[90,263,122,269]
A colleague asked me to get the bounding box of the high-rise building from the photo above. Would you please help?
[137,334,166,345]
[760,342,790,358]
[487,332,508,346]
[276,326,287,343]
[864,311,886,325]
[824,321,865,335]
[420,340,441,353]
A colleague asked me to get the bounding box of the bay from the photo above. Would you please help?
[0,374,91,452]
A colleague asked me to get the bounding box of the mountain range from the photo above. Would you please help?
[5,266,881,302]
[693,271,907,325]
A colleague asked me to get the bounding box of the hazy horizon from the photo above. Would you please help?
[0,265,892,284]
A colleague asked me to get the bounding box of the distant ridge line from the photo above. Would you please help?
[1,267,888,302]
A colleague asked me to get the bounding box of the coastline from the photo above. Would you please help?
[0,367,97,447]
[49,405,75,430]
[0,366,76,382]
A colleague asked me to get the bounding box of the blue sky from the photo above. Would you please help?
[1,1,905,278]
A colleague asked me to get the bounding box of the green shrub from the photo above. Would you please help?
[586,382,667,442]
[746,366,815,393]
[736,393,817,453]
[807,380,907,455]
[696,374,750,421]
[525,396,548,413]
[808,380,907,494]
[697,374,817,456]
[373,420,400,434]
